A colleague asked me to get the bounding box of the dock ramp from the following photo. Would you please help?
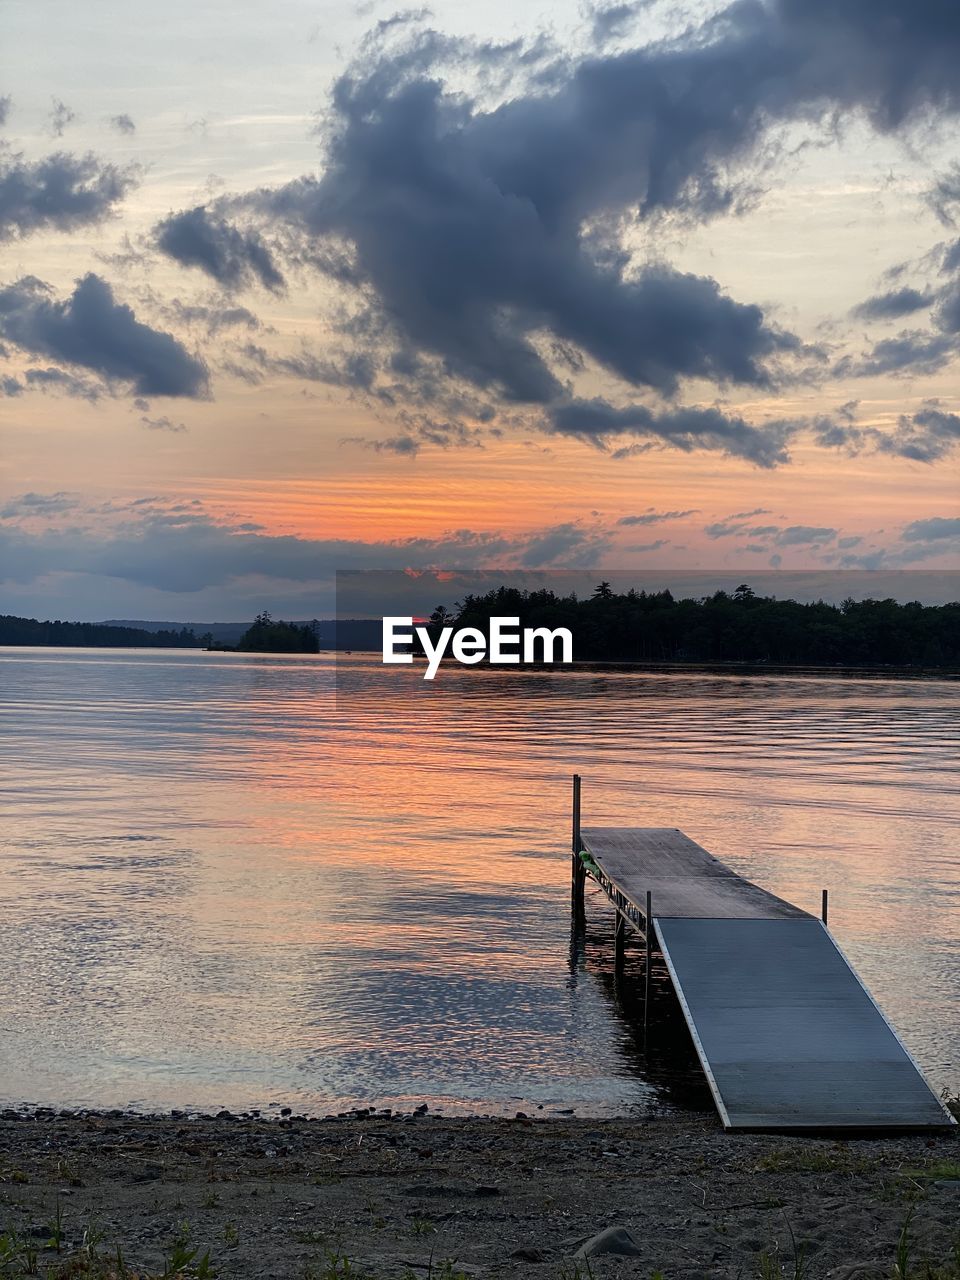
[579,824,954,1130]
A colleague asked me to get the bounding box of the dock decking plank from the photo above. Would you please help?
[580,826,808,920]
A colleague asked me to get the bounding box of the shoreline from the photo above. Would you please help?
[1,1109,958,1279]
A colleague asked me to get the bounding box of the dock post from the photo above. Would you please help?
[643,889,653,1028]
[821,888,829,926]
[571,774,585,928]
[614,910,625,970]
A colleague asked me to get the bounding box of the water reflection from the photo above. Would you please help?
[0,647,957,1115]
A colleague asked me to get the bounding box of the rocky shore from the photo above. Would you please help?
[0,1107,958,1279]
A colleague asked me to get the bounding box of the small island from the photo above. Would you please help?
[207,611,319,654]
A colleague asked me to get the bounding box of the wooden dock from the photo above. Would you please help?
[571,777,955,1131]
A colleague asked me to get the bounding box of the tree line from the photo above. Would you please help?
[234,612,319,653]
[0,614,202,648]
[0,610,319,653]
[428,583,959,668]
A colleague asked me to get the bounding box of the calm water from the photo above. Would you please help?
[1,647,958,1116]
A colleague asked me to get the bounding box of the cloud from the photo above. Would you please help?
[155,206,284,293]
[342,432,422,455]
[23,366,104,401]
[169,299,260,335]
[0,491,79,520]
[110,113,136,135]
[617,509,696,526]
[49,98,76,137]
[140,414,186,433]
[159,8,851,434]
[622,537,668,552]
[902,516,960,542]
[516,521,612,567]
[773,525,836,546]
[932,280,960,333]
[811,398,960,462]
[149,0,960,441]
[835,330,957,377]
[851,286,934,320]
[704,520,780,539]
[769,0,960,128]
[0,273,209,398]
[548,398,797,467]
[0,96,10,127]
[0,145,138,242]
[0,501,619,593]
[876,404,960,462]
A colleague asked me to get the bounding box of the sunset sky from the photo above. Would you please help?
[1,0,959,620]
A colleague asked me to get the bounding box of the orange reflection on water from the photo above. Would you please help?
[1,647,957,1116]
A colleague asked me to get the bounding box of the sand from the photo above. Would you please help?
[1,1108,958,1279]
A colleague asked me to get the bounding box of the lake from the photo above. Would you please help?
[1,647,957,1116]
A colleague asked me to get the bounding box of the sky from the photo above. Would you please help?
[1,0,959,621]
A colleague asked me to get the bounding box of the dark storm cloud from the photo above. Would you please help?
[769,0,960,127]
[154,206,285,293]
[166,8,831,418]
[250,56,809,394]
[151,0,960,442]
[0,146,138,242]
[851,286,934,321]
[0,274,209,398]
[548,398,796,467]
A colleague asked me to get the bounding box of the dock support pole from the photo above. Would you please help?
[821,888,829,926]
[571,774,585,928]
[643,889,653,1028]
[614,910,625,970]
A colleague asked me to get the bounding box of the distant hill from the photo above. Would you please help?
[105,619,249,644]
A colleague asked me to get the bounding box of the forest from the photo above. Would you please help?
[0,615,201,648]
[235,612,319,653]
[428,583,960,668]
